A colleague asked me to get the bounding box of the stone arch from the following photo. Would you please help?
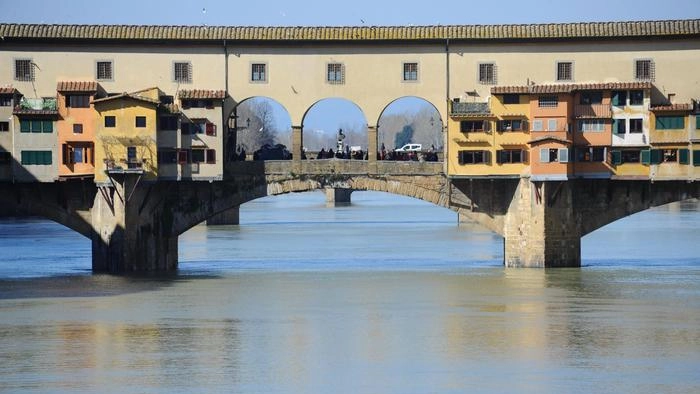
[300,97,369,154]
[172,173,451,236]
[376,96,445,151]
[225,96,293,160]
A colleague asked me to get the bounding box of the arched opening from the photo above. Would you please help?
[302,98,368,159]
[228,97,292,161]
[377,96,443,161]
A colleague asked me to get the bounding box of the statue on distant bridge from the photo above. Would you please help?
[337,128,345,153]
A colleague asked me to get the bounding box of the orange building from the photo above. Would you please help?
[57,81,99,179]
[571,85,614,179]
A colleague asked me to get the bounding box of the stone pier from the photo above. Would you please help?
[325,188,353,207]
[206,206,240,225]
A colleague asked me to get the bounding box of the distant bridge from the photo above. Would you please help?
[0,160,698,273]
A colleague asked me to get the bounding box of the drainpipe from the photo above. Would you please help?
[445,38,450,173]
[9,115,15,183]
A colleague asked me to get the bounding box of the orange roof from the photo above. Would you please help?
[57,81,98,92]
[179,89,226,99]
[493,81,653,95]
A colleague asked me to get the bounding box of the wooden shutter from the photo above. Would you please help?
[205,122,215,136]
[540,148,550,163]
[650,149,662,164]
[558,148,569,163]
[679,149,689,165]
[641,149,651,165]
[483,150,491,164]
[693,150,700,166]
[611,150,622,165]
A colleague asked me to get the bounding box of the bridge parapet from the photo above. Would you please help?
[226,160,443,177]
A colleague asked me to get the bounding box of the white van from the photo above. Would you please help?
[395,143,422,152]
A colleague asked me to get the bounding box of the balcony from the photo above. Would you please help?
[451,102,491,118]
[14,97,58,116]
[574,104,611,119]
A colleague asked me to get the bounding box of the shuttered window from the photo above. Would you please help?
[655,116,684,130]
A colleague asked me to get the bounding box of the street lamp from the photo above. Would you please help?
[246,117,251,129]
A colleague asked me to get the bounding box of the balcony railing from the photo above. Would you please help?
[14,97,58,115]
[574,104,611,118]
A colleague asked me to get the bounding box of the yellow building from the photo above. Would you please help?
[490,91,531,177]
[93,88,161,183]
[648,104,693,180]
[447,101,496,177]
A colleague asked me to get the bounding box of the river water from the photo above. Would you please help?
[0,192,699,393]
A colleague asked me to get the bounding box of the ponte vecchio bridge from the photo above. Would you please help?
[0,20,699,272]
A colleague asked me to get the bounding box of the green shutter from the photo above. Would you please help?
[696,115,700,130]
[641,149,651,165]
[612,91,620,106]
[650,149,663,164]
[31,120,42,133]
[656,116,684,130]
[20,151,28,165]
[693,150,700,166]
[611,150,622,165]
[42,121,53,133]
[679,149,689,165]
[20,120,30,133]
[43,151,52,165]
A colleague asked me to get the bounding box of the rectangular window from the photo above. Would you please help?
[622,150,641,163]
[629,90,644,105]
[580,91,603,105]
[206,149,216,164]
[403,62,418,81]
[181,99,213,109]
[66,95,90,108]
[14,59,34,81]
[0,121,8,132]
[205,122,217,136]
[173,62,192,83]
[556,61,573,81]
[251,63,267,82]
[0,152,11,164]
[635,59,654,81]
[629,118,643,133]
[73,146,84,164]
[497,119,526,132]
[159,116,178,130]
[104,116,116,128]
[502,94,520,105]
[694,150,700,166]
[696,115,700,129]
[655,116,684,130]
[135,116,147,128]
[662,149,677,162]
[178,150,189,164]
[539,148,568,163]
[19,119,52,133]
[577,147,606,162]
[73,123,83,134]
[0,96,12,106]
[538,96,558,108]
[579,119,605,132]
[460,120,486,132]
[191,149,205,163]
[547,119,558,131]
[21,150,52,165]
[532,120,543,131]
[458,150,490,165]
[612,91,627,107]
[679,149,689,165]
[613,118,626,134]
[478,63,496,84]
[496,149,526,164]
[127,146,137,162]
[96,60,113,80]
[327,63,344,84]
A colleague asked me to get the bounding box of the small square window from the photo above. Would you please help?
[478,63,496,84]
[630,90,644,106]
[0,96,13,106]
[66,95,90,108]
[96,61,113,80]
[105,116,116,128]
[327,63,344,84]
[403,62,418,81]
[14,59,34,81]
[73,123,83,133]
[251,63,267,82]
[556,62,573,81]
[629,118,643,133]
[0,121,9,132]
[538,96,558,108]
[135,116,147,128]
[174,62,192,83]
[635,59,654,81]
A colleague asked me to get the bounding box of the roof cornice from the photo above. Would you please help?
[0,19,699,42]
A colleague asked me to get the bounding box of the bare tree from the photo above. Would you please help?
[235,99,277,151]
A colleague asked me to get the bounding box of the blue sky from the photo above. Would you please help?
[3,0,699,140]
[3,0,698,26]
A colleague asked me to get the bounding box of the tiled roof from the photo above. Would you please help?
[93,92,160,105]
[650,103,693,112]
[57,81,98,92]
[528,135,571,145]
[493,81,653,94]
[0,20,698,42]
[0,86,18,95]
[179,89,226,99]
[13,109,58,116]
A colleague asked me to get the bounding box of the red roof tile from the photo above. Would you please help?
[56,81,98,92]
[0,86,18,95]
[650,103,693,112]
[179,89,226,99]
[493,81,653,95]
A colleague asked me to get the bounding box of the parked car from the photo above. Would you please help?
[395,143,422,152]
[253,144,292,160]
